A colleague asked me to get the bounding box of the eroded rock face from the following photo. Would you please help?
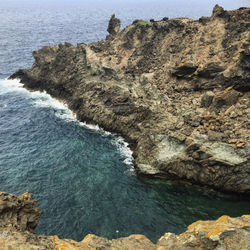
[107,14,121,36]
[10,6,250,194]
[0,192,42,232]
[0,192,55,249]
[0,192,249,250]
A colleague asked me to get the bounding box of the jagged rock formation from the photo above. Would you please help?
[10,5,250,194]
[107,14,121,36]
[0,192,55,249]
[0,192,249,249]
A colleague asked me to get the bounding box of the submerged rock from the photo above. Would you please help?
[10,5,250,194]
[0,192,249,249]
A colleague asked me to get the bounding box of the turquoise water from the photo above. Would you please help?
[0,0,250,243]
[0,78,249,243]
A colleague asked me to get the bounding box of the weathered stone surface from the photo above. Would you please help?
[0,192,42,232]
[212,4,227,18]
[10,6,250,194]
[107,14,121,36]
[0,192,249,250]
[198,62,225,78]
[172,62,198,78]
[0,192,55,249]
[201,91,215,108]
[157,215,250,250]
[210,87,241,109]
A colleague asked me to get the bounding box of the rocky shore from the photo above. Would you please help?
[0,191,249,249]
[10,5,250,194]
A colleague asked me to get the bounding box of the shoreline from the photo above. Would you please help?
[8,79,249,196]
[1,77,135,170]
[3,76,249,198]
[1,4,250,249]
[10,5,250,194]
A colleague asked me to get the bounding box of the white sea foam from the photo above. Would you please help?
[0,78,25,95]
[111,136,135,172]
[0,78,134,170]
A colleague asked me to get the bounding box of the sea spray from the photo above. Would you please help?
[0,80,249,242]
[0,78,134,171]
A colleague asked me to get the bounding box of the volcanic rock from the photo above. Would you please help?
[107,14,121,36]
[10,6,250,194]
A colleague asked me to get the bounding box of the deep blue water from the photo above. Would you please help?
[0,0,250,243]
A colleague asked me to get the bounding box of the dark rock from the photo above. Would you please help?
[212,4,226,18]
[198,62,225,78]
[132,19,139,24]
[201,91,215,108]
[199,16,210,24]
[211,88,240,109]
[172,62,198,78]
[240,42,250,70]
[107,14,121,36]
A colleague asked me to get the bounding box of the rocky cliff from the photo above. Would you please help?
[10,5,250,193]
[0,191,249,249]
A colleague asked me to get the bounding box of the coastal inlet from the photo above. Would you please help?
[0,78,250,242]
[1,0,250,244]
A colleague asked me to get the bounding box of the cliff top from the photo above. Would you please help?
[0,191,249,249]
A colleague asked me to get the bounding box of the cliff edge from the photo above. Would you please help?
[0,192,249,249]
[10,5,250,193]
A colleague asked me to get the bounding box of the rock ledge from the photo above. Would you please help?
[0,192,249,249]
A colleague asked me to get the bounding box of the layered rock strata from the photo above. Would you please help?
[10,5,250,193]
[0,192,249,249]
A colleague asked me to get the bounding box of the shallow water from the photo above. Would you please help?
[0,0,250,242]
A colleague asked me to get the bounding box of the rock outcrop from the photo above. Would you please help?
[10,5,250,194]
[0,192,55,249]
[0,192,249,249]
[107,14,121,36]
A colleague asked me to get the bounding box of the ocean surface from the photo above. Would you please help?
[0,0,250,242]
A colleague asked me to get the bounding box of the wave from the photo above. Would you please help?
[0,78,25,95]
[0,78,134,170]
[111,136,134,171]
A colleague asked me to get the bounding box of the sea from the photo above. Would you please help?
[0,0,249,242]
